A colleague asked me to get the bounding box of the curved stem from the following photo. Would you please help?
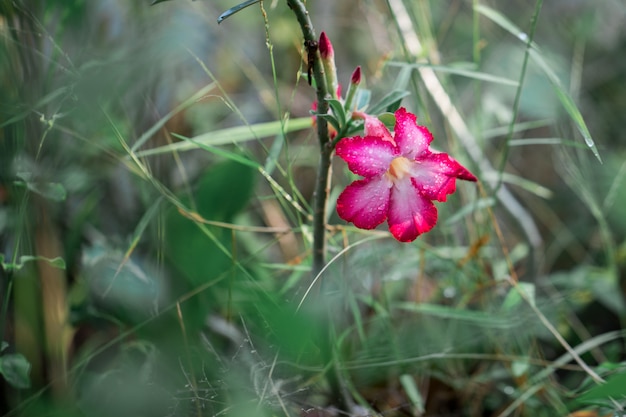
[285,0,331,280]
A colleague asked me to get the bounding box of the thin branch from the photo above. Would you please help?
[285,0,331,281]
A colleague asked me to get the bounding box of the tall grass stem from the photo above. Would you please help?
[495,0,544,191]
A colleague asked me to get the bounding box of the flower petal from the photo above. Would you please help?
[363,114,394,143]
[387,177,438,242]
[394,107,433,159]
[336,136,398,177]
[337,176,391,229]
[409,153,477,201]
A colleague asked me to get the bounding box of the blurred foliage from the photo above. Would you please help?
[1,0,626,416]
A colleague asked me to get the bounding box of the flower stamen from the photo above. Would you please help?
[388,156,412,180]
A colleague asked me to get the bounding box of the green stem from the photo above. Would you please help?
[472,0,482,142]
[0,273,14,345]
[494,0,544,193]
[286,1,347,411]
[285,0,331,280]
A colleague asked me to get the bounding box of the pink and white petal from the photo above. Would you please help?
[387,178,438,242]
[337,176,391,229]
[393,108,433,159]
[408,153,477,202]
[363,114,394,143]
[336,136,398,177]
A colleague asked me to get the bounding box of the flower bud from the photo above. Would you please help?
[350,66,362,85]
[318,32,339,99]
[343,66,362,112]
[319,32,334,60]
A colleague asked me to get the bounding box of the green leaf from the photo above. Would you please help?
[475,5,533,46]
[81,246,167,324]
[263,133,284,175]
[395,303,511,328]
[355,88,371,111]
[387,62,519,86]
[217,0,261,24]
[392,64,413,92]
[482,172,553,199]
[550,266,624,316]
[15,173,66,202]
[475,4,601,163]
[377,112,396,128]
[576,370,626,404]
[483,119,553,139]
[326,99,347,127]
[1,254,66,272]
[501,283,536,311]
[444,197,495,226]
[133,117,311,158]
[368,90,410,115]
[508,137,587,149]
[530,49,601,162]
[174,133,260,169]
[19,256,66,270]
[130,83,217,153]
[0,353,31,389]
[0,86,71,129]
[400,374,425,415]
[165,159,256,289]
[32,182,66,201]
[511,360,530,378]
[317,114,342,134]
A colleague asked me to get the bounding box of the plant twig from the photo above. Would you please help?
[286,1,349,411]
[285,0,331,281]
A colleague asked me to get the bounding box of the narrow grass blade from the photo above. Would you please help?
[483,119,553,139]
[130,82,216,153]
[475,5,535,46]
[367,90,411,115]
[444,197,495,226]
[387,62,519,86]
[392,64,413,91]
[482,172,553,199]
[114,197,164,283]
[476,4,601,162]
[400,374,425,415]
[0,86,70,129]
[217,0,261,24]
[530,48,601,162]
[576,369,626,405]
[395,303,512,328]
[175,133,259,169]
[508,137,587,148]
[133,117,311,157]
[1,255,66,273]
[174,134,310,217]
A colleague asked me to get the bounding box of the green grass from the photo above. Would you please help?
[1,1,626,416]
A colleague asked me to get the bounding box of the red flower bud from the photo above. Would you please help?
[317,31,339,99]
[318,31,334,60]
[344,66,363,112]
[350,66,362,85]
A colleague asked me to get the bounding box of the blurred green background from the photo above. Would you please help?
[1,0,626,415]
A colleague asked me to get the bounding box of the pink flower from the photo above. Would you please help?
[335,108,477,242]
